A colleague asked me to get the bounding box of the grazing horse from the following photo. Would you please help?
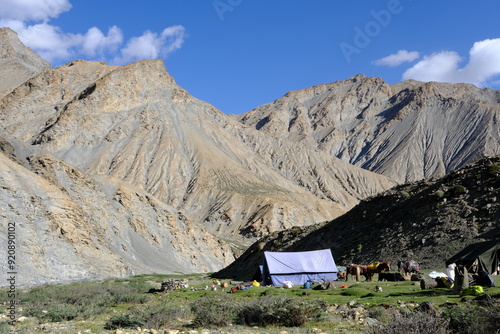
[365,262,391,282]
[345,264,368,282]
[397,260,420,275]
[346,262,390,282]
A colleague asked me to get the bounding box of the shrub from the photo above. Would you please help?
[291,226,302,236]
[451,184,466,196]
[488,163,500,176]
[20,281,152,322]
[44,304,80,322]
[441,303,500,334]
[190,293,240,328]
[104,314,145,330]
[366,308,449,334]
[191,294,327,329]
[434,190,445,198]
[400,191,411,199]
[130,303,191,330]
[238,295,327,327]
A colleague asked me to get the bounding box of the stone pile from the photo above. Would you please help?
[161,279,189,291]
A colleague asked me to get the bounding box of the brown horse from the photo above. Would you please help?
[345,264,369,282]
[346,262,391,282]
[365,262,391,282]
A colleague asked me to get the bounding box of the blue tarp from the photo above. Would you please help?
[263,249,338,286]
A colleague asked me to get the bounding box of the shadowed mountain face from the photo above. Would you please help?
[0,28,394,285]
[215,156,500,280]
[237,75,500,183]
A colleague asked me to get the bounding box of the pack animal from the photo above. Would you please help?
[346,262,390,282]
[397,260,420,275]
[365,262,391,282]
[345,264,367,282]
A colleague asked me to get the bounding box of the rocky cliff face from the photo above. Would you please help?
[0,140,235,285]
[237,75,500,183]
[0,28,394,285]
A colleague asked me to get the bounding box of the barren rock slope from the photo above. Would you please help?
[0,29,394,284]
[0,28,51,95]
[237,74,500,183]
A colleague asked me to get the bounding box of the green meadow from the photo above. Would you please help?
[1,272,499,333]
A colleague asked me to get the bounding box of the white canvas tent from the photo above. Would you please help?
[261,249,338,286]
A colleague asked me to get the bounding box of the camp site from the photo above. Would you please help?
[2,244,499,334]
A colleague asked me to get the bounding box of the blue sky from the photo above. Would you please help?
[1,0,500,114]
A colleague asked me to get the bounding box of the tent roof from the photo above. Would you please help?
[263,249,337,274]
[446,240,500,274]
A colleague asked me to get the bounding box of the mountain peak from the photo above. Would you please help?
[238,72,500,183]
[0,27,52,94]
[351,73,367,80]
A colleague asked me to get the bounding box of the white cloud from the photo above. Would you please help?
[113,26,186,65]
[81,26,123,57]
[402,39,500,87]
[0,0,71,22]
[1,0,185,65]
[1,20,77,61]
[1,20,124,63]
[373,50,420,67]
[402,51,462,82]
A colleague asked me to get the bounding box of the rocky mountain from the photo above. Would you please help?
[237,75,500,183]
[0,28,394,285]
[0,28,51,95]
[215,156,500,280]
[1,142,235,285]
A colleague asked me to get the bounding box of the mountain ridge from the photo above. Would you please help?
[1,27,499,285]
[0,28,51,95]
[0,28,393,285]
[237,74,500,183]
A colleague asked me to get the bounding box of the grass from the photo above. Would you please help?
[0,272,499,333]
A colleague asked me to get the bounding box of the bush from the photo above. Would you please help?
[20,281,152,322]
[451,184,466,196]
[488,164,500,176]
[104,314,145,330]
[238,295,327,327]
[190,294,327,329]
[367,309,449,334]
[291,226,302,236]
[442,303,500,334]
[190,293,240,328]
[44,304,80,322]
[367,306,399,323]
[130,303,190,330]
[433,190,445,198]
